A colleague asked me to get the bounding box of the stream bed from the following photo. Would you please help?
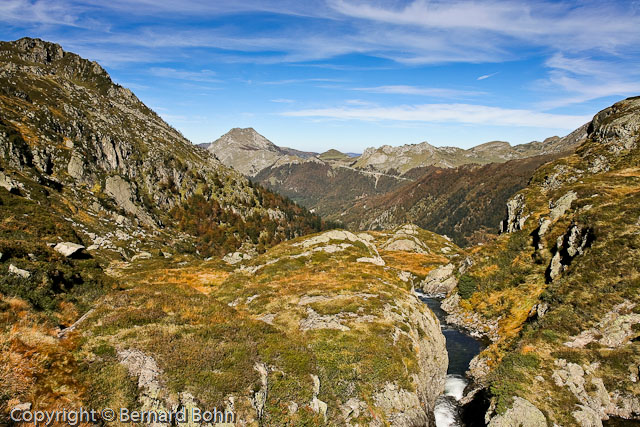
[416,291,484,427]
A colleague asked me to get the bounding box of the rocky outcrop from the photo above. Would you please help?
[8,264,31,279]
[564,301,640,349]
[117,349,173,421]
[251,363,268,420]
[419,264,457,296]
[0,171,26,194]
[381,224,430,254]
[500,194,528,233]
[373,382,429,426]
[296,229,386,266]
[487,397,547,426]
[309,374,328,421]
[588,97,640,155]
[549,190,578,221]
[546,223,593,282]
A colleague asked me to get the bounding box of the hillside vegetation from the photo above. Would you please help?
[338,154,562,246]
[440,97,640,425]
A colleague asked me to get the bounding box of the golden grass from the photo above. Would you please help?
[380,251,449,277]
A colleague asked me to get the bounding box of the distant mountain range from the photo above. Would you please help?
[206,126,587,178]
[205,125,587,244]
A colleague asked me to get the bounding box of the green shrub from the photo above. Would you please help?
[458,274,478,299]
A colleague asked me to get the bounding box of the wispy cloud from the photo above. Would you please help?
[329,0,640,53]
[477,72,499,81]
[282,103,590,129]
[149,67,219,82]
[271,98,295,103]
[354,85,483,97]
[537,53,640,108]
[262,78,346,85]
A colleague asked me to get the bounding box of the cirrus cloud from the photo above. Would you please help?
[282,103,590,129]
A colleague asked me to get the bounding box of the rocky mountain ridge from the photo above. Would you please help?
[210,125,587,243]
[0,37,327,260]
[209,124,587,179]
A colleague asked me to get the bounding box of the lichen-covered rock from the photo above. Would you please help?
[487,397,547,427]
[549,191,578,221]
[565,301,640,349]
[117,349,174,422]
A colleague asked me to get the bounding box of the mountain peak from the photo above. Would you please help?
[213,127,278,151]
[0,38,126,100]
[208,128,286,176]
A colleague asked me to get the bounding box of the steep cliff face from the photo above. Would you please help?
[0,38,325,259]
[440,97,640,425]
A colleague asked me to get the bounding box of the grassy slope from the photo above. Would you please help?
[69,227,458,425]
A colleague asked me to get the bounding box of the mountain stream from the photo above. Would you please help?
[416,290,484,427]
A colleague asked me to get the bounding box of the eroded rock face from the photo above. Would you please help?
[546,224,593,282]
[500,194,528,233]
[373,383,428,427]
[382,300,448,424]
[104,175,154,226]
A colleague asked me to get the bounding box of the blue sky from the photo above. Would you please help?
[2,0,640,152]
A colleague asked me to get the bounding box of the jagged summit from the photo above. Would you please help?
[0,37,133,100]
